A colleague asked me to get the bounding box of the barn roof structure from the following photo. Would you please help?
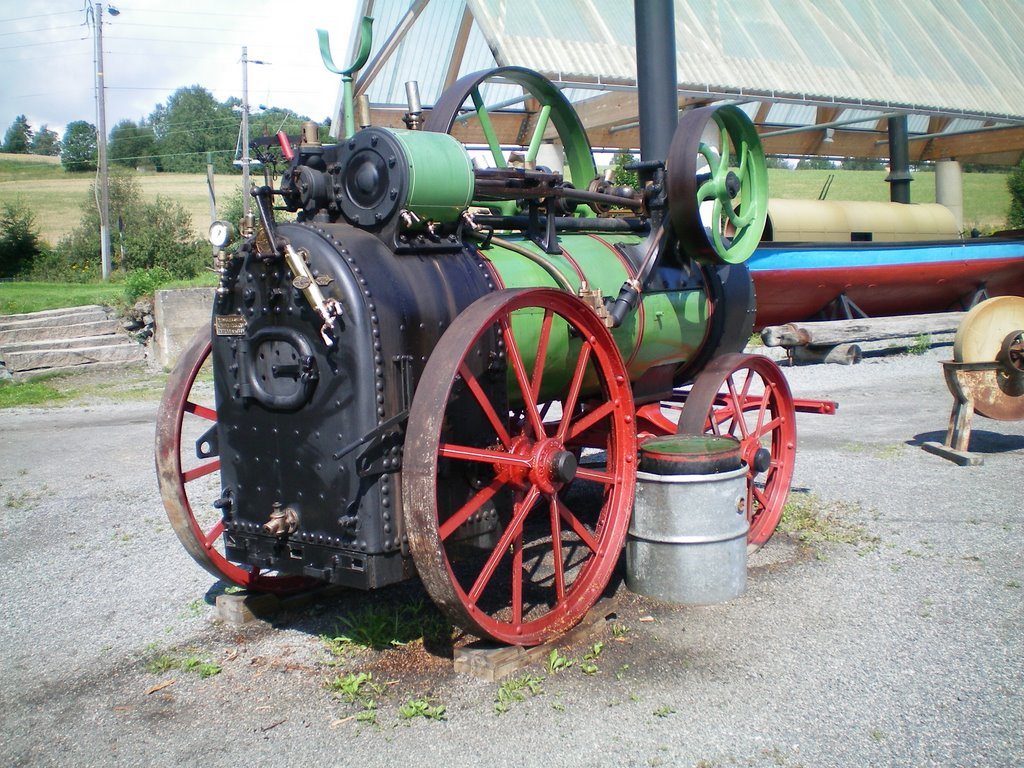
[332,0,1024,166]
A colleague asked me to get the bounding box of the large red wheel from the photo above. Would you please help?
[403,289,636,646]
[677,353,796,552]
[155,328,314,594]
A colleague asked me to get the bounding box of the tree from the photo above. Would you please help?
[796,157,835,170]
[62,121,97,172]
[30,124,60,156]
[609,150,639,189]
[109,119,157,169]
[2,115,33,153]
[839,157,883,171]
[53,174,208,280]
[1008,159,1024,230]
[150,86,238,173]
[0,200,45,278]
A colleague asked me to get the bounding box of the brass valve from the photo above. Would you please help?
[261,502,299,538]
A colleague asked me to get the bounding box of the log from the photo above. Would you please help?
[761,311,966,348]
[791,343,863,365]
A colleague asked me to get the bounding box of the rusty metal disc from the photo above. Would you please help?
[951,296,1024,420]
[953,296,1024,364]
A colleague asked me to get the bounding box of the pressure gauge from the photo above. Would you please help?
[209,220,233,248]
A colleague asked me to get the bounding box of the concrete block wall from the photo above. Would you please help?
[153,288,215,369]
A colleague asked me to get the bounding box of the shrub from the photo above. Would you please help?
[1008,159,1024,229]
[124,266,173,301]
[38,174,211,282]
[0,200,45,278]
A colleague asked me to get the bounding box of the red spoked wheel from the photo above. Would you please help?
[155,328,315,594]
[403,288,637,646]
[677,353,796,552]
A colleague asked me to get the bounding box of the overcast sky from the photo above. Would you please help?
[1,0,358,139]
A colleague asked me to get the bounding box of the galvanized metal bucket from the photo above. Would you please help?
[626,435,749,605]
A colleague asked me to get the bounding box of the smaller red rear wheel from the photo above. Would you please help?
[677,354,796,552]
[155,328,315,594]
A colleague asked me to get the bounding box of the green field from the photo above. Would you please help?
[0,152,1015,247]
[0,153,243,246]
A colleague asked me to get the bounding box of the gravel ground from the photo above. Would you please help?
[1,347,1021,768]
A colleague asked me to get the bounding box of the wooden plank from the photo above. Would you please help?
[921,441,983,466]
[214,585,347,625]
[761,312,965,348]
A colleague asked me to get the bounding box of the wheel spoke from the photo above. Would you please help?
[567,399,614,442]
[511,525,524,627]
[556,496,599,553]
[439,477,506,541]
[531,309,554,403]
[574,466,616,485]
[202,519,225,549]
[468,485,539,604]
[525,104,552,167]
[501,316,545,439]
[182,458,220,484]
[556,340,593,441]
[458,361,514,449]
[439,442,531,468]
[470,87,506,168]
[549,496,566,600]
[184,400,216,421]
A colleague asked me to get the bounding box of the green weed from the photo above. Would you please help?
[494,673,544,714]
[325,671,384,704]
[908,333,931,355]
[398,697,446,721]
[546,647,574,674]
[144,648,222,678]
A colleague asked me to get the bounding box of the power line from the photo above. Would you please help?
[0,36,89,50]
[0,23,83,38]
[0,10,80,23]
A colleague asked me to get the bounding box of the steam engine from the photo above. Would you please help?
[157,66,788,646]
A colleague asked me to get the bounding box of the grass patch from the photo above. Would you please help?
[779,491,879,551]
[0,282,127,315]
[0,377,68,408]
[0,275,218,316]
[0,368,167,408]
[143,647,222,679]
[321,598,452,655]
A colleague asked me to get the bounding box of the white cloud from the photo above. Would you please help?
[1,0,357,138]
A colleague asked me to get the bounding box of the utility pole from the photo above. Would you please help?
[241,46,251,226]
[93,3,117,280]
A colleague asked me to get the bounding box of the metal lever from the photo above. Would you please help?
[283,244,343,346]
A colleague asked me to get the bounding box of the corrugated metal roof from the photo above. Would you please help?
[460,0,1024,121]
[337,0,1024,159]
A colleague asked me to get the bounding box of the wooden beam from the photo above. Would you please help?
[917,125,1024,162]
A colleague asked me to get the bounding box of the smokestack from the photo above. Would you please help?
[634,0,678,168]
[886,115,913,204]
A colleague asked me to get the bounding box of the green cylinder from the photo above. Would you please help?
[388,129,474,222]
[479,233,711,394]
